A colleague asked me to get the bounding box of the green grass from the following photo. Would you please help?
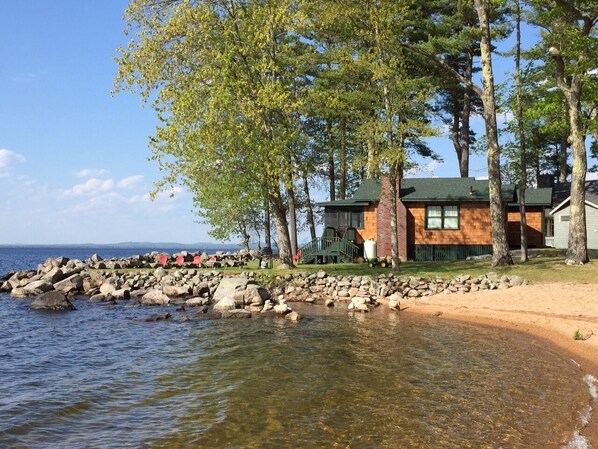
[290,249,598,284]
[99,249,598,284]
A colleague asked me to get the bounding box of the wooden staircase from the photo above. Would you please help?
[299,235,359,264]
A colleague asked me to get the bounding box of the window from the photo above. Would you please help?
[546,218,554,237]
[560,215,570,222]
[426,205,459,230]
[325,208,364,230]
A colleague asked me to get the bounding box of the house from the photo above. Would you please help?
[303,177,552,262]
[546,180,598,249]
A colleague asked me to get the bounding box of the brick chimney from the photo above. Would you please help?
[376,176,407,261]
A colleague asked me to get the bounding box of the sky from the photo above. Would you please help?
[0,2,593,245]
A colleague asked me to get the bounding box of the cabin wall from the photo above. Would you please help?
[356,203,378,243]
[406,202,493,245]
[507,207,545,248]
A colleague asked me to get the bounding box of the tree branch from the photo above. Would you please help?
[400,42,483,97]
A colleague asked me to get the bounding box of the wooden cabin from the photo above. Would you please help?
[303,177,552,262]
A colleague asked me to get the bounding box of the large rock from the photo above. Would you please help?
[141,289,170,305]
[10,287,27,298]
[213,296,238,311]
[213,277,250,302]
[186,297,209,307]
[53,274,83,294]
[42,267,64,284]
[23,280,54,296]
[30,291,76,311]
[163,285,190,297]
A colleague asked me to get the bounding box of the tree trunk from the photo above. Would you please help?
[559,134,568,183]
[286,181,298,257]
[339,116,347,199]
[264,199,271,249]
[269,188,293,266]
[548,45,589,264]
[460,50,473,177]
[389,167,401,271]
[302,174,317,240]
[366,138,379,178]
[474,0,513,267]
[565,78,589,264]
[327,120,336,201]
[515,0,528,262]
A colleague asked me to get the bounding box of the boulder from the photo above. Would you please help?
[53,274,83,294]
[213,297,238,311]
[23,280,54,296]
[186,297,209,307]
[213,277,250,302]
[285,311,302,321]
[221,309,252,319]
[30,291,76,311]
[42,267,64,284]
[99,282,117,295]
[163,285,190,297]
[112,288,131,300]
[10,287,27,298]
[141,289,170,305]
[274,302,291,315]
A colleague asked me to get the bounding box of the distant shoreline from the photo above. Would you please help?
[0,242,241,250]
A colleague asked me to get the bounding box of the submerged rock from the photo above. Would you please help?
[30,291,76,311]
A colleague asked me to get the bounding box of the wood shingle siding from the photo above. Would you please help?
[407,202,493,245]
[507,208,545,247]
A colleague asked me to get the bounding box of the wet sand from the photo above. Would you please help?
[400,282,598,447]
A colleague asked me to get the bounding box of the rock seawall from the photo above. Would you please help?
[0,255,526,315]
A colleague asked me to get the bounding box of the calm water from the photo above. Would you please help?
[0,246,218,276]
[0,248,594,448]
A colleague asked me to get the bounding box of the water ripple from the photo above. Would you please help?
[0,296,591,448]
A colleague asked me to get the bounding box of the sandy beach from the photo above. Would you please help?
[401,282,598,447]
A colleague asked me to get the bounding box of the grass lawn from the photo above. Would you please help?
[261,248,598,284]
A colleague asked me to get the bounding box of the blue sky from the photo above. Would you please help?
[0,2,590,245]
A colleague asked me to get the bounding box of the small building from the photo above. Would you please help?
[546,180,598,249]
[304,177,552,262]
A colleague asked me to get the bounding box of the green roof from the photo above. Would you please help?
[400,178,516,203]
[511,187,553,206]
[317,177,521,206]
[315,179,381,207]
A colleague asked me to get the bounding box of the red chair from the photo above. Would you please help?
[158,254,168,266]
[293,250,302,263]
[192,255,202,266]
[175,255,184,266]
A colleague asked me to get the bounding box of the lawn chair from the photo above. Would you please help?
[158,254,168,266]
[175,255,184,266]
[192,255,202,267]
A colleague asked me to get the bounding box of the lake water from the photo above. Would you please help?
[0,247,595,448]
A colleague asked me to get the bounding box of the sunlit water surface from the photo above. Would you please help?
[0,294,591,449]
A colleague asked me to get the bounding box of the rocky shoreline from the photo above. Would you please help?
[0,253,527,318]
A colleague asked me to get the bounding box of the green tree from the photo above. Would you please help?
[115,0,311,265]
[528,0,598,264]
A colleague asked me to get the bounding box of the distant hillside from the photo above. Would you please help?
[0,242,242,251]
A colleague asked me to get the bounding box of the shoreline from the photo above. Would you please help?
[400,282,598,448]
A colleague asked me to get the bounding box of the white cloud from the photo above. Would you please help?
[62,178,115,197]
[118,175,144,189]
[406,160,443,177]
[0,148,25,176]
[75,168,110,178]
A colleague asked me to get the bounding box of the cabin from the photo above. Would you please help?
[546,180,598,250]
[301,177,552,263]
